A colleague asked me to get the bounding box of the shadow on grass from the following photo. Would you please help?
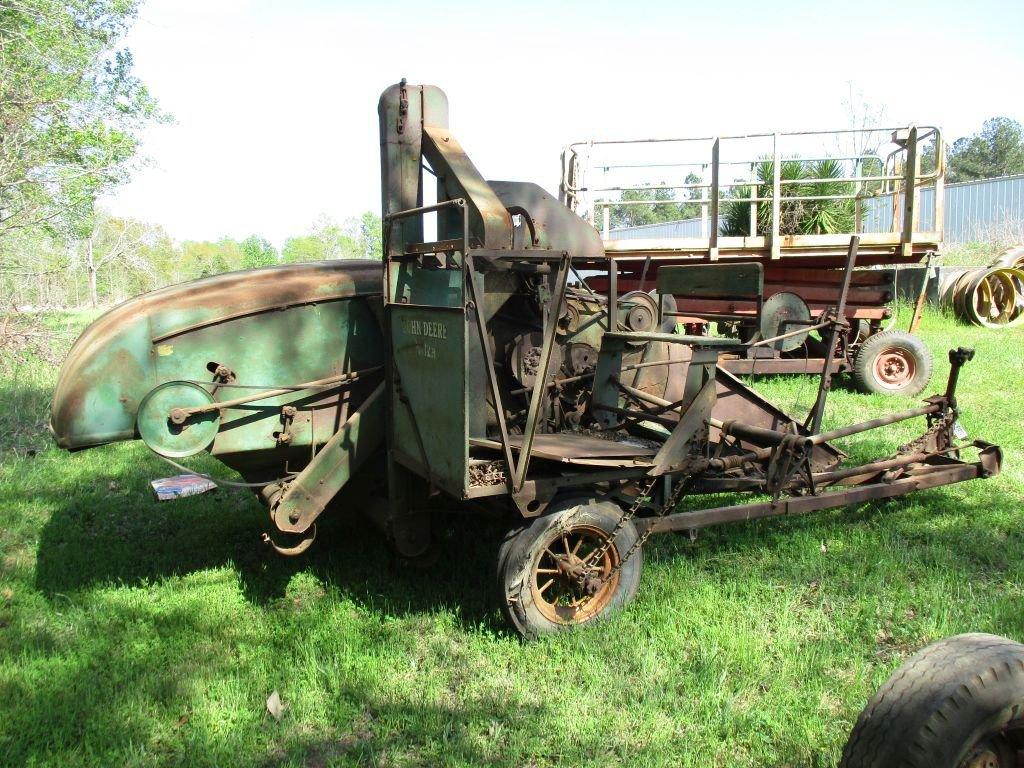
[28,455,505,632]
[0,589,547,767]
[30,437,1019,638]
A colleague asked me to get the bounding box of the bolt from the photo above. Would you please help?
[289,512,300,524]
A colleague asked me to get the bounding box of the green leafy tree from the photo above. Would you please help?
[606,174,702,229]
[281,235,330,264]
[0,0,162,240]
[240,235,277,269]
[947,118,1024,183]
[179,239,244,279]
[359,211,382,259]
[281,214,382,264]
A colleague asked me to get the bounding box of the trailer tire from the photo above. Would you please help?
[853,330,932,396]
[495,497,642,639]
[840,633,1024,768]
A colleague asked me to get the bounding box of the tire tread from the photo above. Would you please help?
[841,633,1024,768]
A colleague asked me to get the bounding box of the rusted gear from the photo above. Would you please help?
[899,409,956,455]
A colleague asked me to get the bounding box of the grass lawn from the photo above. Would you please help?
[0,307,1021,767]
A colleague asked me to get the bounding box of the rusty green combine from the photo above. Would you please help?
[50,82,1002,637]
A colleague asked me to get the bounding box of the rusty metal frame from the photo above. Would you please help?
[634,444,1001,536]
[512,252,572,492]
[464,252,516,492]
[805,236,858,434]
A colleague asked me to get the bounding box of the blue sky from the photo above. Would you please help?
[106,0,1024,245]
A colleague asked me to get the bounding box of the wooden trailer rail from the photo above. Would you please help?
[560,125,945,267]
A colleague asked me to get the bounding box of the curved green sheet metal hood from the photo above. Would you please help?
[51,259,382,451]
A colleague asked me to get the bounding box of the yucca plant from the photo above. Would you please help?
[720,157,856,236]
[798,158,856,234]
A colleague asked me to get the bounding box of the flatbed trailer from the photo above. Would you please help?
[560,127,945,393]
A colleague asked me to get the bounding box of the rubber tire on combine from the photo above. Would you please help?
[853,330,933,397]
[495,498,643,639]
[841,633,1024,768]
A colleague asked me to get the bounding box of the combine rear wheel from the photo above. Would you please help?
[495,498,642,638]
[841,633,1024,768]
[853,330,932,396]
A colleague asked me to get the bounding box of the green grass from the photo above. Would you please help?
[1,309,1022,767]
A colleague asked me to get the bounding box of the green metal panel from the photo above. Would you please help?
[195,298,383,463]
[50,260,385,483]
[656,262,764,298]
[389,259,464,308]
[590,334,626,430]
[389,302,467,497]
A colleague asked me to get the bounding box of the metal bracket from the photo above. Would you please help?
[275,405,296,446]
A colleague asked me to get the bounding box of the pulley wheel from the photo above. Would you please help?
[760,292,811,352]
[559,301,581,335]
[620,291,659,333]
[656,291,679,333]
[137,381,220,458]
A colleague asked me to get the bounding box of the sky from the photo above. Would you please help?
[104,0,1024,247]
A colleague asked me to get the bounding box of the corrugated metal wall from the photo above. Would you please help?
[607,174,1024,244]
[607,217,706,240]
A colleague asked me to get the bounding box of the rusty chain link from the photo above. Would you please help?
[579,472,690,593]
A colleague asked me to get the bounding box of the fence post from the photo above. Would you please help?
[770,132,781,259]
[901,125,918,258]
[748,162,757,236]
[709,138,720,261]
[700,162,709,238]
[933,132,945,238]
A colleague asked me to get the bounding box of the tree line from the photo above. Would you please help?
[0,2,384,312]
[0,210,384,310]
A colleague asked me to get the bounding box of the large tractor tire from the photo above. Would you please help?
[495,497,643,639]
[853,330,933,397]
[841,633,1024,768]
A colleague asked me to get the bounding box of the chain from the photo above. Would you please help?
[898,409,955,455]
[580,472,690,592]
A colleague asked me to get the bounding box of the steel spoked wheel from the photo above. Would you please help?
[872,346,917,390]
[496,498,643,639]
[530,524,620,625]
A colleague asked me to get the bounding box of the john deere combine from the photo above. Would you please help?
[50,82,1000,637]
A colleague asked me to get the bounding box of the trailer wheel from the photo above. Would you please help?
[853,330,932,396]
[495,498,642,639]
[841,633,1024,768]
